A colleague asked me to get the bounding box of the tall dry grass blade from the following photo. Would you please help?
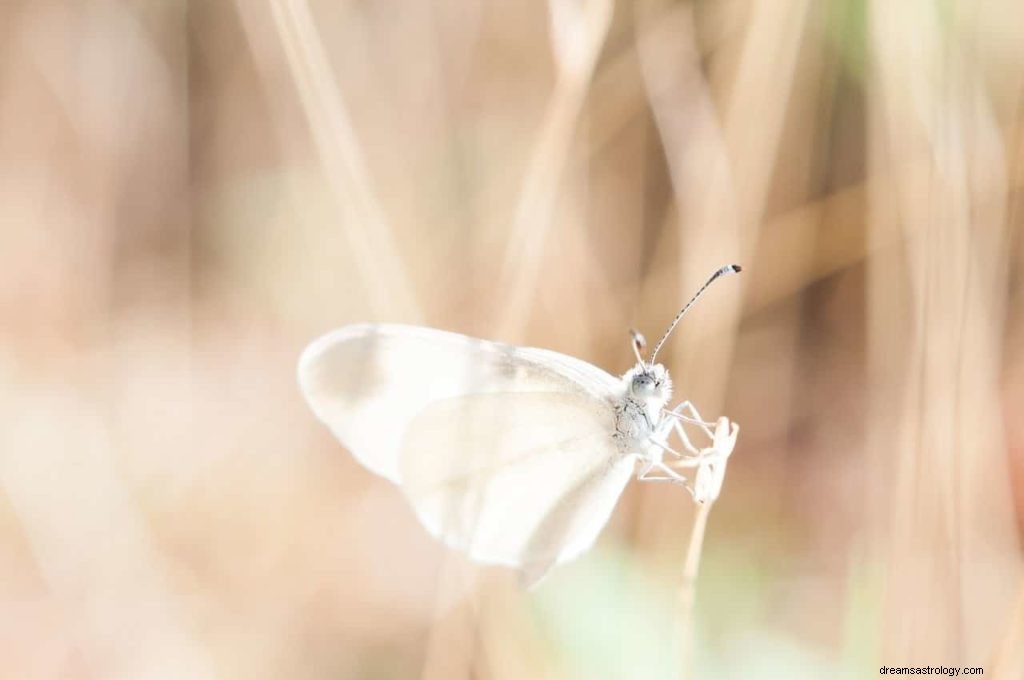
[266,0,421,321]
[867,0,1022,663]
[493,0,613,339]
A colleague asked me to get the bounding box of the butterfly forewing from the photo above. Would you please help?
[298,324,621,481]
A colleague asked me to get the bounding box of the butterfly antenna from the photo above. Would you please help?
[648,264,742,363]
[629,328,647,365]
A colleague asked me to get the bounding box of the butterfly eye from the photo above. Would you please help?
[631,375,658,397]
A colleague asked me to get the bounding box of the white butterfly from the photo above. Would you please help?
[298,265,741,586]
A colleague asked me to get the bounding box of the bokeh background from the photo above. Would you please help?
[2,0,1023,678]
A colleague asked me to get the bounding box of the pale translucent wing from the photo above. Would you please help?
[399,392,636,582]
[517,452,636,587]
[298,323,620,481]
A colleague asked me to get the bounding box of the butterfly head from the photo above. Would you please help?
[625,363,672,408]
[622,263,740,415]
[625,328,672,408]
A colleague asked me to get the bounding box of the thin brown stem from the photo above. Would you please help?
[678,502,711,680]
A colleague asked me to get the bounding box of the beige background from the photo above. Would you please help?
[1,1,1022,678]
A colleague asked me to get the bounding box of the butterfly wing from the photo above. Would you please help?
[399,391,636,584]
[298,323,622,481]
[298,324,634,580]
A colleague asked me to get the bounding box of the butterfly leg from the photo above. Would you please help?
[664,400,714,427]
[636,459,691,485]
[663,401,716,438]
[658,411,706,458]
[641,438,705,471]
[649,438,693,458]
[637,461,704,501]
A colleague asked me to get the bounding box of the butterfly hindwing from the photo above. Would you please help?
[399,391,634,581]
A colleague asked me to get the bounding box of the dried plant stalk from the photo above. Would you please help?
[678,502,711,680]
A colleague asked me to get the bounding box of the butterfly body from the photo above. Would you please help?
[614,363,671,450]
[613,397,654,447]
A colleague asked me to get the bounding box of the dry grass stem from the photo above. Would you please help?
[678,502,711,680]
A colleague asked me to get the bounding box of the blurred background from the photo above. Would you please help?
[1,0,1023,678]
